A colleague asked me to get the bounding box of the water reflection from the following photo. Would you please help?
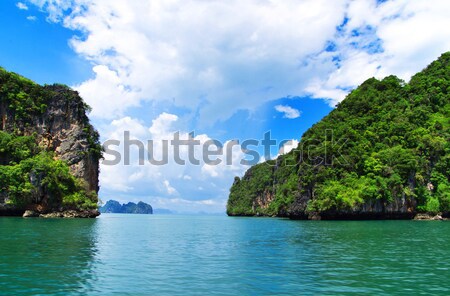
[0,218,98,296]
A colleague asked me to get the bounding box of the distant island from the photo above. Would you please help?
[153,208,174,215]
[100,200,153,214]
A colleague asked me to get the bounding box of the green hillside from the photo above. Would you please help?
[227,52,450,219]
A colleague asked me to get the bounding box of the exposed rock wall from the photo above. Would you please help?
[0,85,100,192]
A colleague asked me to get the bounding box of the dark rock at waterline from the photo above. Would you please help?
[23,209,100,218]
[0,204,25,216]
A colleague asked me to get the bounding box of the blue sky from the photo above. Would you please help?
[1,0,449,213]
[0,1,90,84]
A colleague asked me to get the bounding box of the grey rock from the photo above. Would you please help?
[414,213,446,220]
[39,210,100,218]
[0,84,100,193]
[23,210,39,218]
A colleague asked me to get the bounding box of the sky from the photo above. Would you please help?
[0,0,449,213]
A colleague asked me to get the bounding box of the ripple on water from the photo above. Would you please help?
[1,216,450,295]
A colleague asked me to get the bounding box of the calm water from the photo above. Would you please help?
[1,215,450,295]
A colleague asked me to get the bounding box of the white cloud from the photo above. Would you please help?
[99,112,248,212]
[148,197,227,213]
[16,2,28,10]
[28,0,450,118]
[28,0,348,123]
[26,16,37,21]
[274,105,301,119]
[279,139,299,155]
[74,65,141,119]
[201,139,247,179]
[306,0,450,105]
[148,112,179,137]
[163,180,177,195]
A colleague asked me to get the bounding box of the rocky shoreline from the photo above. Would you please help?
[413,213,448,221]
[22,209,100,218]
[0,204,100,218]
[229,211,449,221]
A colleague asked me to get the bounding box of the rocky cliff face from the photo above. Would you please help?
[286,192,416,220]
[0,68,101,216]
[0,84,100,192]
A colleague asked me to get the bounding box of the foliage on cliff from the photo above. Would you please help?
[0,67,91,123]
[0,67,100,211]
[227,52,450,217]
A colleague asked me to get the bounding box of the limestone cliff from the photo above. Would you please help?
[1,84,100,191]
[0,67,101,216]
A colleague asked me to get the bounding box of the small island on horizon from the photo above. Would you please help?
[100,200,154,214]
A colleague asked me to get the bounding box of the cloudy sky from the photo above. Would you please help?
[1,0,449,213]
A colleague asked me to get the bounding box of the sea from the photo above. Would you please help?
[1,214,449,295]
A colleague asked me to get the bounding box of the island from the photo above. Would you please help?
[100,200,153,214]
[153,208,174,215]
[227,52,450,220]
[0,67,101,218]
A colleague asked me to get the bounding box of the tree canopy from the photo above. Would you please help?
[227,52,450,217]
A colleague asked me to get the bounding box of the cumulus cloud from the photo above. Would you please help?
[16,2,28,10]
[74,65,141,119]
[28,0,450,121]
[274,105,301,119]
[306,0,450,105]
[28,0,348,123]
[148,197,227,213]
[99,112,248,212]
[28,0,450,118]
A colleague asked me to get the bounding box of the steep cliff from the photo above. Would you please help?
[0,67,102,217]
[227,52,450,220]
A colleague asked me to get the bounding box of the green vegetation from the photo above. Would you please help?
[227,161,275,215]
[0,131,98,210]
[0,67,52,122]
[0,67,100,212]
[227,52,450,217]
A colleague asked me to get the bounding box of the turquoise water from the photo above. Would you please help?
[1,215,449,295]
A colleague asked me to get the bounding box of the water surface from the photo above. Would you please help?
[1,215,449,295]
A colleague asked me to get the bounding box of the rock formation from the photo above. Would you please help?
[0,68,101,217]
[100,200,153,214]
[227,52,450,220]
